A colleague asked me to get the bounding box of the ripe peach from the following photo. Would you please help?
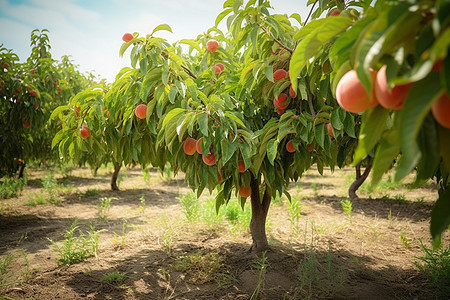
[431,93,450,128]
[273,69,287,81]
[30,90,37,97]
[80,124,90,139]
[374,65,412,110]
[274,93,289,110]
[34,102,39,109]
[239,186,251,198]
[214,63,225,75]
[2,62,9,70]
[183,137,197,155]
[286,140,295,152]
[196,137,203,154]
[122,33,134,42]
[30,69,36,74]
[238,160,246,173]
[206,39,219,53]
[330,9,340,16]
[277,108,285,115]
[336,69,378,113]
[202,152,216,166]
[432,60,443,72]
[327,123,334,138]
[24,120,30,129]
[289,85,296,98]
[134,104,147,119]
[17,159,22,165]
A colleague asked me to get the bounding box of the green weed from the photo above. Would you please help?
[26,193,46,206]
[139,195,146,213]
[251,250,269,300]
[49,219,103,265]
[288,196,302,238]
[173,251,223,284]
[102,272,127,284]
[340,199,352,222]
[0,177,26,199]
[83,189,101,197]
[112,220,128,246]
[97,197,117,220]
[400,230,411,249]
[414,239,450,299]
[178,191,200,222]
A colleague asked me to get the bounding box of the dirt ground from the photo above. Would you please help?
[0,165,448,299]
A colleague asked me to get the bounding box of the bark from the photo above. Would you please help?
[249,174,271,253]
[348,163,372,200]
[111,162,121,191]
[18,163,26,179]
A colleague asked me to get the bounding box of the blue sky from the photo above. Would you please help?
[0,0,309,82]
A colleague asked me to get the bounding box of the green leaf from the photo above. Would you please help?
[416,114,440,183]
[198,113,209,137]
[221,139,238,165]
[162,108,185,128]
[289,13,301,25]
[353,107,390,165]
[290,16,353,92]
[330,109,344,131]
[430,187,450,248]
[179,39,201,52]
[267,139,278,166]
[151,24,172,35]
[224,112,246,128]
[371,127,400,188]
[50,105,70,120]
[314,124,325,149]
[265,64,274,82]
[343,111,356,138]
[395,72,442,181]
[215,8,233,27]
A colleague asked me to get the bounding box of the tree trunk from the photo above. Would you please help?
[249,174,271,253]
[348,163,372,200]
[18,163,26,179]
[111,162,121,191]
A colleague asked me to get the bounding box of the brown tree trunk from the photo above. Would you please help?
[249,174,271,253]
[349,163,372,200]
[111,162,121,191]
[18,163,26,179]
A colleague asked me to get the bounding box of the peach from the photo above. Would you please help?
[274,93,289,110]
[239,186,251,198]
[214,63,225,75]
[122,33,133,42]
[374,65,412,110]
[273,69,287,81]
[183,137,197,155]
[431,93,450,129]
[134,104,147,119]
[286,140,295,152]
[238,160,246,173]
[202,152,216,166]
[206,39,219,53]
[336,69,378,113]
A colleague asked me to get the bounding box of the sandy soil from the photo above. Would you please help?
[0,165,448,299]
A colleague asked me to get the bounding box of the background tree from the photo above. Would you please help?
[0,29,94,179]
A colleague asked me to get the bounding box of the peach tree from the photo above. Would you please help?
[52,0,358,252]
[289,0,450,247]
[0,29,94,178]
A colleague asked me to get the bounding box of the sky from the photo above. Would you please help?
[0,0,309,83]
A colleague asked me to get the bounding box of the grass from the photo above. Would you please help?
[340,199,352,222]
[96,197,117,220]
[48,219,104,265]
[178,191,199,222]
[251,250,269,300]
[0,177,26,199]
[0,249,31,287]
[414,239,450,299]
[25,193,47,206]
[102,272,127,284]
[173,251,223,284]
[288,196,302,238]
[112,220,128,246]
[83,189,101,197]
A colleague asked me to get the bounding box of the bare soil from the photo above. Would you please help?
[0,165,448,299]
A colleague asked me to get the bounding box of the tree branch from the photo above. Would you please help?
[181,65,197,79]
[259,25,293,54]
[303,0,318,26]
